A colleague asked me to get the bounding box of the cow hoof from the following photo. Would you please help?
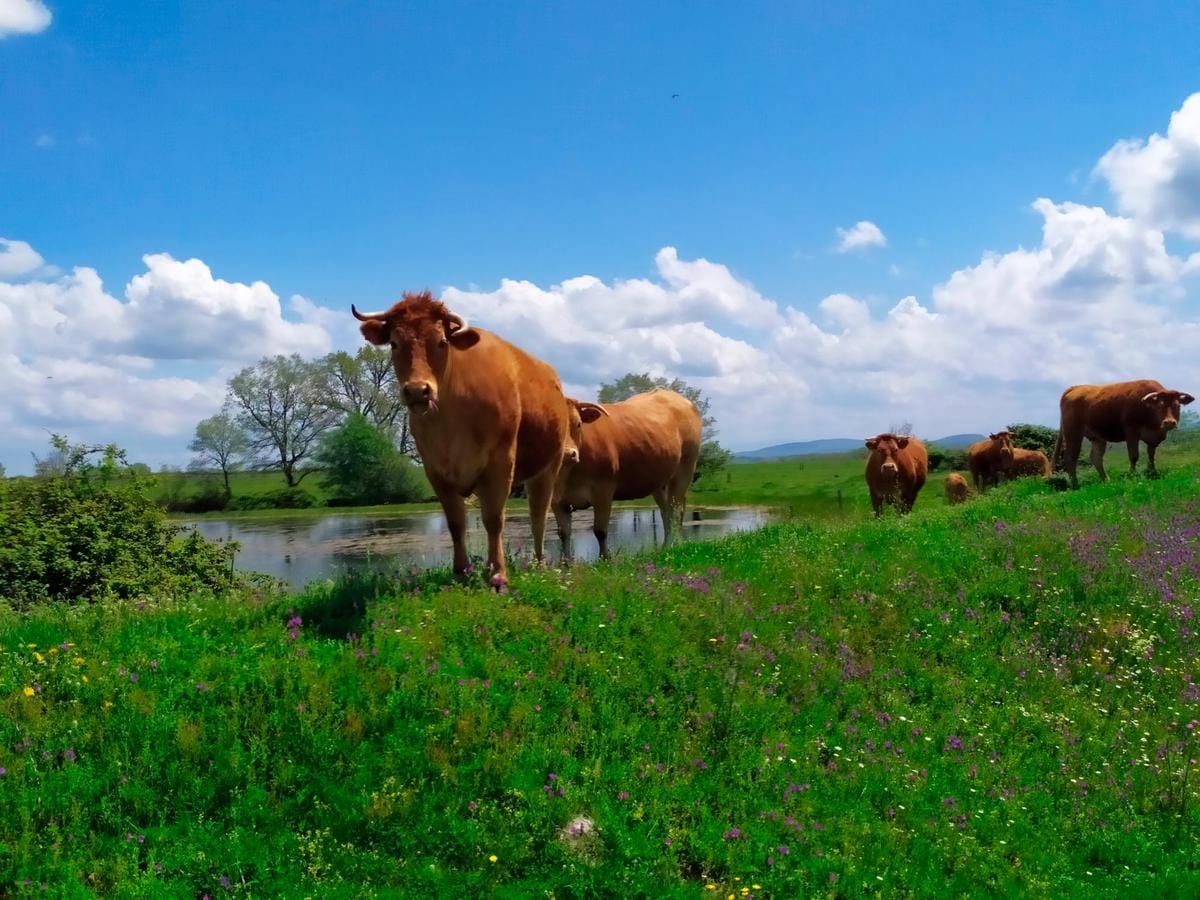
[490,573,509,593]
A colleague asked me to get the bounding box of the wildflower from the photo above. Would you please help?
[219,875,231,889]
[130,673,140,684]
[488,854,498,863]
[34,652,44,663]
[82,676,88,683]
[617,790,629,801]
[74,657,85,665]
[0,767,6,777]
[22,687,34,697]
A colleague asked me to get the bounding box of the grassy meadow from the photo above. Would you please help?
[5,447,1200,895]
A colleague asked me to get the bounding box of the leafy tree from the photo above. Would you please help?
[188,412,248,498]
[318,347,413,455]
[0,436,235,605]
[1180,409,1200,431]
[0,462,5,479]
[1006,423,1058,456]
[315,414,426,505]
[597,372,732,481]
[227,355,339,487]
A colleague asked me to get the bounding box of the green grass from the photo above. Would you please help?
[6,461,1200,895]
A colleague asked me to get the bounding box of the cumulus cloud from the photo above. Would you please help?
[33,132,54,149]
[0,244,335,471]
[0,238,43,278]
[1095,93,1200,238]
[0,0,51,38]
[835,220,888,253]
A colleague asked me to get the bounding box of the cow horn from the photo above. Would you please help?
[351,304,389,321]
[1141,391,1161,403]
[445,312,469,334]
[577,401,610,417]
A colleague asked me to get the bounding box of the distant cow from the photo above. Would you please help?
[967,432,1014,490]
[1053,379,1194,487]
[1007,447,1051,479]
[353,292,570,590]
[944,472,969,504]
[555,389,702,557]
[865,433,928,516]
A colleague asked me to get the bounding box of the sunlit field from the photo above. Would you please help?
[5,457,1200,894]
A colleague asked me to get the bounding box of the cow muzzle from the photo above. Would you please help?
[563,447,580,465]
[403,381,438,413]
[1163,418,1178,431]
[881,462,898,475]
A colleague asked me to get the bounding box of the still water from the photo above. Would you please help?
[183,506,772,588]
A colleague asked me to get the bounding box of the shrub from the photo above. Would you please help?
[316,414,426,505]
[0,437,236,605]
[226,488,319,511]
[1007,422,1058,455]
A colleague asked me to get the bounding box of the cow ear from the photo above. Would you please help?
[865,438,878,450]
[577,402,607,424]
[359,319,391,346]
[897,437,910,449]
[448,328,480,350]
[989,433,998,440]
[1178,392,1195,406]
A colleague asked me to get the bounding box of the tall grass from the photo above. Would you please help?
[3,468,1200,894]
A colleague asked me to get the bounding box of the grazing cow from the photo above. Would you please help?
[944,472,969,504]
[967,432,1014,490]
[554,390,702,557]
[353,292,569,590]
[864,433,928,516]
[1053,379,1194,487]
[1007,447,1051,479]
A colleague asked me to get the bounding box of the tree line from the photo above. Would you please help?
[188,352,733,509]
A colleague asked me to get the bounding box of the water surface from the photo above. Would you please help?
[184,505,772,588]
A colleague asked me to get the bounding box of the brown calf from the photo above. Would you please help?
[865,433,928,516]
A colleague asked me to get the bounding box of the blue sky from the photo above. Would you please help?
[5,2,1200,472]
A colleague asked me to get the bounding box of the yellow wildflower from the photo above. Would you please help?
[103,700,113,709]
[75,657,85,665]
[49,648,58,655]
[34,652,44,663]
[23,687,35,697]
[705,886,717,892]
[82,676,89,683]
[488,854,497,864]
[753,886,762,891]
[26,643,36,649]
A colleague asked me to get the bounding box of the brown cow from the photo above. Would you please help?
[555,389,702,557]
[1007,447,1051,479]
[864,433,928,516]
[944,472,969,504]
[967,432,1014,490]
[353,292,569,590]
[1053,379,1194,487]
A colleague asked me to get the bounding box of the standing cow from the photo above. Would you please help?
[865,433,928,516]
[944,472,969,504]
[554,389,702,557]
[352,292,569,590]
[1053,379,1194,487]
[1007,447,1051,479]
[967,432,1014,490]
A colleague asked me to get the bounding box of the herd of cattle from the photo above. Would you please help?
[351,292,1194,588]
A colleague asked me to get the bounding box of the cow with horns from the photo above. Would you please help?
[352,291,571,590]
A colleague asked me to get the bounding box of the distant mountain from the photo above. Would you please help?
[735,433,986,461]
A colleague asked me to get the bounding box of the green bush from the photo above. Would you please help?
[226,488,319,510]
[1007,422,1058,455]
[316,414,426,505]
[0,438,236,606]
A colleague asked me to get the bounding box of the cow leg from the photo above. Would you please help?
[1147,442,1160,477]
[592,491,614,558]
[476,460,515,591]
[653,486,674,545]
[1060,428,1083,487]
[553,500,573,558]
[870,491,883,517]
[1126,435,1140,475]
[432,482,470,577]
[1089,439,1108,482]
[524,467,557,566]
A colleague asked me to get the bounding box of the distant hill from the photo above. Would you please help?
[735,433,985,461]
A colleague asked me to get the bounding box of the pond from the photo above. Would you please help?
[182,505,774,588]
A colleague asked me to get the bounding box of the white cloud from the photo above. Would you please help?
[835,220,888,253]
[0,245,336,471]
[34,132,54,149]
[0,0,51,38]
[1095,93,1200,238]
[0,238,43,278]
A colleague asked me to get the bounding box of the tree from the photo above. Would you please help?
[227,355,339,487]
[188,412,247,498]
[315,414,426,505]
[1006,423,1058,456]
[318,347,413,455]
[597,372,731,481]
[0,462,5,480]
